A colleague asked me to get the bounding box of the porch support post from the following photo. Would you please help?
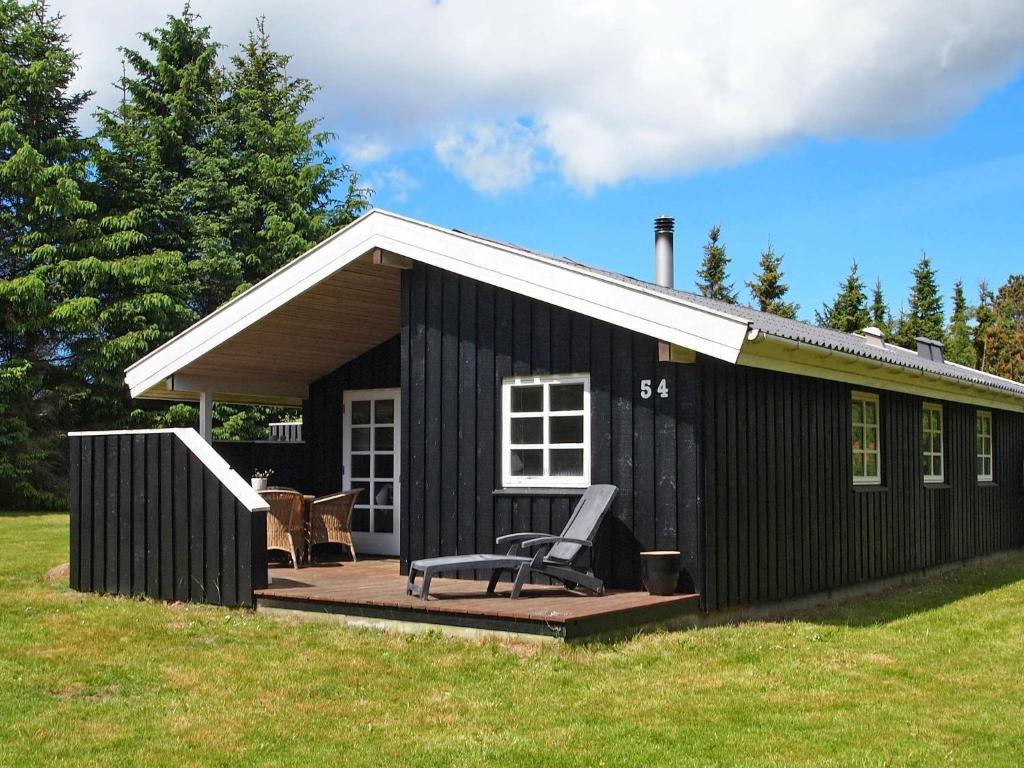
[199,390,214,443]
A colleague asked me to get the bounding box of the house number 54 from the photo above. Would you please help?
[640,378,669,399]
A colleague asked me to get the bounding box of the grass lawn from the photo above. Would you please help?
[2,513,1024,767]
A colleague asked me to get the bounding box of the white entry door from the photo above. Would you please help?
[342,388,401,556]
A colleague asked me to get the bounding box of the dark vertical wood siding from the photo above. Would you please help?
[700,358,1024,611]
[399,263,702,589]
[304,335,401,496]
[213,441,309,491]
[68,432,268,608]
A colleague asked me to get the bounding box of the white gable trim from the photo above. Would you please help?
[125,210,752,399]
[67,428,270,511]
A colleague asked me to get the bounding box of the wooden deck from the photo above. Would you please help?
[255,559,699,640]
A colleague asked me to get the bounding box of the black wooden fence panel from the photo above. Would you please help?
[701,359,1024,611]
[68,432,268,608]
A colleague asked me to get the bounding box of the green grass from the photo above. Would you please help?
[3,513,1024,767]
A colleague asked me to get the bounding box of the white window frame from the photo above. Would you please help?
[501,373,591,488]
[851,391,881,486]
[922,402,944,484]
[977,410,994,482]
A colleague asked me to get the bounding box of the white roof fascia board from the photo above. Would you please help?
[67,428,270,511]
[125,210,751,398]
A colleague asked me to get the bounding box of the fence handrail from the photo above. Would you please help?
[68,428,269,512]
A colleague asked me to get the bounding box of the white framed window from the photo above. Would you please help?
[922,403,944,483]
[502,373,590,488]
[851,391,881,485]
[977,410,993,482]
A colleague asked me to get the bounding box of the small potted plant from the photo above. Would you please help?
[251,468,273,491]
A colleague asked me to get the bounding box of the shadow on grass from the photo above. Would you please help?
[798,551,1024,628]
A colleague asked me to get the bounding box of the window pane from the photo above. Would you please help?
[351,481,370,503]
[852,453,864,477]
[351,454,371,478]
[550,449,584,477]
[865,427,877,452]
[977,456,984,476]
[510,449,543,476]
[852,400,863,423]
[375,427,394,451]
[511,385,543,412]
[550,415,584,444]
[351,507,370,532]
[865,453,877,478]
[351,400,371,425]
[374,481,393,507]
[853,426,864,451]
[374,454,394,479]
[864,400,876,425]
[351,427,370,451]
[374,507,394,533]
[550,383,584,411]
[922,454,930,474]
[511,416,543,444]
[374,399,395,424]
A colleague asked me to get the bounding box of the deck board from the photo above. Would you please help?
[254,559,698,639]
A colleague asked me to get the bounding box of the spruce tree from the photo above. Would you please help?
[0,0,96,507]
[746,244,798,318]
[869,278,892,337]
[944,279,975,367]
[696,225,737,303]
[980,275,1024,382]
[894,253,944,348]
[65,6,234,420]
[222,17,369,289]
[974,281,995,371]
[815,261,869,332]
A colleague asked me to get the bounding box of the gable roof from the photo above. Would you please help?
[124,209,751,402]
[124,209,1024,412]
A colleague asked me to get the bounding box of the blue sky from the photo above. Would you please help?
[368,70,1024,323]
[58,2,1024,323]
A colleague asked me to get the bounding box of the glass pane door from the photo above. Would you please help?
[343,388,401,556]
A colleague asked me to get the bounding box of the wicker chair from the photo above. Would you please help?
[261,489,306,569]
[308,490,362,563]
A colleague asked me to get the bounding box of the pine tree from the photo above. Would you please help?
[0,0,96,507]
[869,278,892,337]
[974,281,995,371]
[222,17,370,289]
[63,6,234,421]
[944,279,975,367]
[815,261,869,332]
[980,275,1024,382]
[746,244,798,318]
[894,253,944,349]
[696,225,737,303]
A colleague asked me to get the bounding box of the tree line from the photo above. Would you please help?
[695,225,1024,378]
[2,2,1023,510]
[1,1,368,507]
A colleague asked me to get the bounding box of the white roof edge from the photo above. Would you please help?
[68,428,269,511]
[124,209,752,399]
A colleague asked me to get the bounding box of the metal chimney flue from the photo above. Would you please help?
[654,215,674,288]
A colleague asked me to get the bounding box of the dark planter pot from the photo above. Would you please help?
[640,551,680,596]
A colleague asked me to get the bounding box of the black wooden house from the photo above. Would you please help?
[69,210,1024,617]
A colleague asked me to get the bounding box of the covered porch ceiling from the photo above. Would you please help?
[141,253,401,406]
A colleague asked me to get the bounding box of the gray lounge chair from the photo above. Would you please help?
[406,484,617,599]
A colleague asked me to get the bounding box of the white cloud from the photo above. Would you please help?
[435,122,540,193]
[368,167,420,203]
[344,138,390,166]
[54,1,1024,192]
